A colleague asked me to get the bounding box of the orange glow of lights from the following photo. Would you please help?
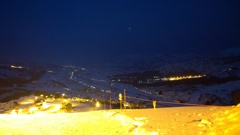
[162,75,205,81]
[42,102,49,109]
[29,107,38,113]
[18,109,23,114]
[11,65,23,69]
[49,104,61,112]
[96,102,100,108]
[11,109,17,115]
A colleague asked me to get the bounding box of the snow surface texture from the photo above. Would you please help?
[1,95,240,135]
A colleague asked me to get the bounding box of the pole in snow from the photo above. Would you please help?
[153,101,157,110]
[110,97,112,110]
[124,89,126,110]
[119,93,122,110]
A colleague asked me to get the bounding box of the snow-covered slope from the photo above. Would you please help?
[0,95,240,135]
[0,63,165,106]
[108,52,240,105]
[0,49,240,106]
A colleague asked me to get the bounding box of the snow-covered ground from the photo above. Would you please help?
[0,96,240,135]
[0,49,240,134]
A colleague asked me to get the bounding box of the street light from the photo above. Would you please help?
[61,93,66,107]
[96,102,100,108]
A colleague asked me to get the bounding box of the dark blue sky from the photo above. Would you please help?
[0,0,240,64]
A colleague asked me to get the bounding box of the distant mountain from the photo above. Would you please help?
[110,51,240,79]
[220,47,240,57]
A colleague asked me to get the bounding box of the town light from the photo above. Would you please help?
[162,74,206,81]
[96,102,100,108]
[29,107,38,114]
[11,109,17,115]
[18,109,22,114]
[49,104,61,112]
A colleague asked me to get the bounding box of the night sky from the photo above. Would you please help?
[0,0,240,65]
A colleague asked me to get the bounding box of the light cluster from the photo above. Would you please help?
[161,75,206,81]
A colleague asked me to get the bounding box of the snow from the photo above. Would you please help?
[1,106,240,134]
[0,95,240,134]
[1,51,240,105]
[1,52,240,134]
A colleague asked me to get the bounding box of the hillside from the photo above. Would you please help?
[0,49,240,107]
[0,51,240,134]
